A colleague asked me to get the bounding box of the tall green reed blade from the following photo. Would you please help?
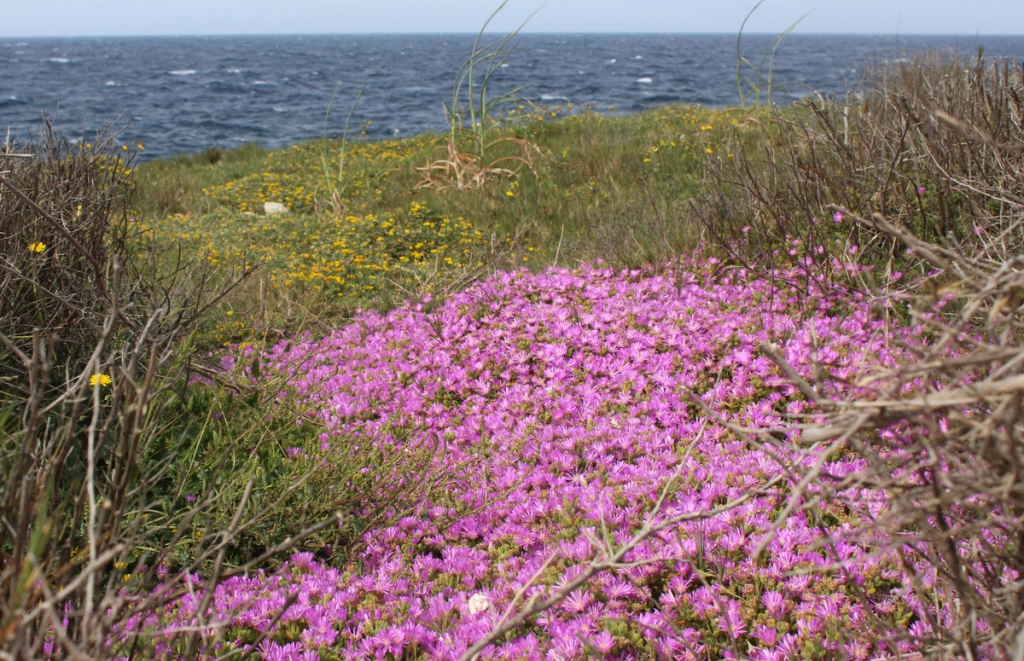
[736,0,765,108]
[321,75,368,214]
[735,1,811,108]
[445,2,540,164]
[760,10,812,105]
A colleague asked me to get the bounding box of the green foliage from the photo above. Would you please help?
[320,75,367,214]
[443,1,538,167]
[735,1,812,108]
[135,102,748,348]
[142,358,478,571]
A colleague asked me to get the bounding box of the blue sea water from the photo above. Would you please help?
[1,34,1021,159]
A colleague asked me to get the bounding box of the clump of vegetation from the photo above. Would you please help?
[696,50,1024,291]
[0,124,135,384]
[700,51,1024,658]
[417,1,540,191]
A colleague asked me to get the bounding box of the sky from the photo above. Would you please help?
[2,0,1021,38]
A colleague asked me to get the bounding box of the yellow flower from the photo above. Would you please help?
[28,242,46,253]
[89,373,112,387]
[506,191,515,198]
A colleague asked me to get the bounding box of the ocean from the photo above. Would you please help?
[1,33,1021,159]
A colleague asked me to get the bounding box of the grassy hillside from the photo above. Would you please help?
[132,103,758,347]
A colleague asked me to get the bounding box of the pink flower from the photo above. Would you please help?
[719,600,747,639]
[753,623,778,647]
[762,591,789,619]
[592,631,616,654]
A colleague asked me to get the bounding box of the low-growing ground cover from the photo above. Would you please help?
[119,259,941,661]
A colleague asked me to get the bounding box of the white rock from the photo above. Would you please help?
[467,593,491,614]
[264,202,289,215]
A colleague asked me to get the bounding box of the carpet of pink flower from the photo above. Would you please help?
[134,259,948,661]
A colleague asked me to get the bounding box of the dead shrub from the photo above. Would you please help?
[701,52,1024,659]
[0,123,135,388]
[694,50,1024,293]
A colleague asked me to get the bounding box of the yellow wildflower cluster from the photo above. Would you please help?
[139,129,523,346]
[637,106,750,164]
[94,153,134,177]
[203,136,433,213]
[279,202,486,298]
[149,200,489,308]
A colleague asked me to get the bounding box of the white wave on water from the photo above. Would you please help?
[48,57,70,63]
[227,69,243,74]
[636,77,653,84]
[168,70,197,76]
[252,80,276,86]
[606,59,617,64]
[105,81,116,86]
[541,94,569,101]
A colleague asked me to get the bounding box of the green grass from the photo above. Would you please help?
[134,103,761,348]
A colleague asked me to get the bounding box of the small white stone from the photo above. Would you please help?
[467,593,491,614]
[264,202,289,215]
